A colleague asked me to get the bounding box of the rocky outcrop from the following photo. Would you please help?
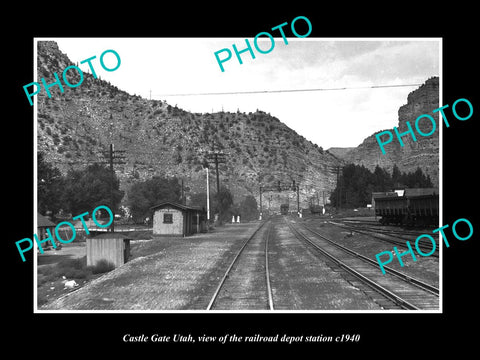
[343,77,439,186]
[36,41,341,210]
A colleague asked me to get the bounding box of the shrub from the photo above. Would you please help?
[90,259,116,274]
[41,256,92,280]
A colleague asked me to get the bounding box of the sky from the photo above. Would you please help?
[47,38,440,149]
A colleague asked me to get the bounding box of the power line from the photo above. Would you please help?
[154,83,423,98]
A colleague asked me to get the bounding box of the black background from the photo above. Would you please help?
[6,4,478,354]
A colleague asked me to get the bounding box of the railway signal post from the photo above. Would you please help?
[260,180,301,218]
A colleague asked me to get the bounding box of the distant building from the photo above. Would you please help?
[37,213,56,246]
[151,202,207,236]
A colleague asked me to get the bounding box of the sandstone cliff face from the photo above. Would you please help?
[343,77,439,186]
[395,77,439,185]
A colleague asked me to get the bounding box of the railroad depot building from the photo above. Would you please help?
[151,202,207,236]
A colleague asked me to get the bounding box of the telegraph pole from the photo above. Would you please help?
[336,166,343,211]
[259,186,263,220]
[205,147,227,194]
[215,154,220,194]
[206,167,210,222]
[291,180,300,216]
[181,178,185,205]
[105,144,126,232]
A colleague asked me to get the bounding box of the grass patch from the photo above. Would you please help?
[38,256,115,285]
[124,230,153,240]
[89,259,116,274]
[37,256,118,307]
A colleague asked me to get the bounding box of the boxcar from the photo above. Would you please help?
[280,204,289,215]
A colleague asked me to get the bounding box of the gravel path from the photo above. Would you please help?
[42,223,260,310]
[269,219,380,310]
[42,216,435,311]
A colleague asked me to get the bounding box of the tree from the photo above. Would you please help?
[212,186,234,223]
[330,164,434,209]
[63,163,124,216]
[373,165,392,191]
[402,167,433,188]
[189,192,208,211]
[37,152,64,217]
[126,176,182,223]
[391,164,402,188]
[238,195,259,222]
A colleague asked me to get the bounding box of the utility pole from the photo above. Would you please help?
[109,144,115,232]
[105,144,126,232]
[205,146,227,194]
[259,186,263,220]
[206,167,210,222]
[291,180,300,217]
[181,178,185,205]
[336,166,342,211]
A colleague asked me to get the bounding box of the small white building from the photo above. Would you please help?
[151,202,206,236]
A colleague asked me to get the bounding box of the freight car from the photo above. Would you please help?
[374,188,439,226]
[280,204,289,215]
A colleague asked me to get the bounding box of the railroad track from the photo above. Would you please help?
[287,219,439,310]
[328,220,439,258]
[336,218,435,237]
[206,220,274,310]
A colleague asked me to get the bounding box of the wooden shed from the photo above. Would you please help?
[86,233,130,268]
[151,202,206,236]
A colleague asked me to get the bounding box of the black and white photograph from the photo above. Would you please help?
[32,37,442,313]
[6,7,478,352]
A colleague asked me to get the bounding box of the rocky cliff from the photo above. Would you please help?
[342,77,439,186]
[36,41,341,211]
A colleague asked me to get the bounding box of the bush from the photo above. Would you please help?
[38,256,91,282]
[38,256,115,285]
[90,259,116,274]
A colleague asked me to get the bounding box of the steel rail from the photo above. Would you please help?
[265,221,274,310]
[286,220,420,310]
[335,220,434,238]
[206,220,272,311]
[301,223,439,296]
[328,220,439,258]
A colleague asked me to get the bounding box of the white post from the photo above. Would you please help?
[206,167,210,222]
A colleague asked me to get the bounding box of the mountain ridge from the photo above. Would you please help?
[36,41,341,211]
[36,41,438,213]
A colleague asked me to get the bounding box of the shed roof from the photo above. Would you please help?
[93,232,131,239]
[37,213,55,228]
[150,201,204,212]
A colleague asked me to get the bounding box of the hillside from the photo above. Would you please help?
[342,77,439,186]
[36,41,341,211]
[326,147,355,160]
